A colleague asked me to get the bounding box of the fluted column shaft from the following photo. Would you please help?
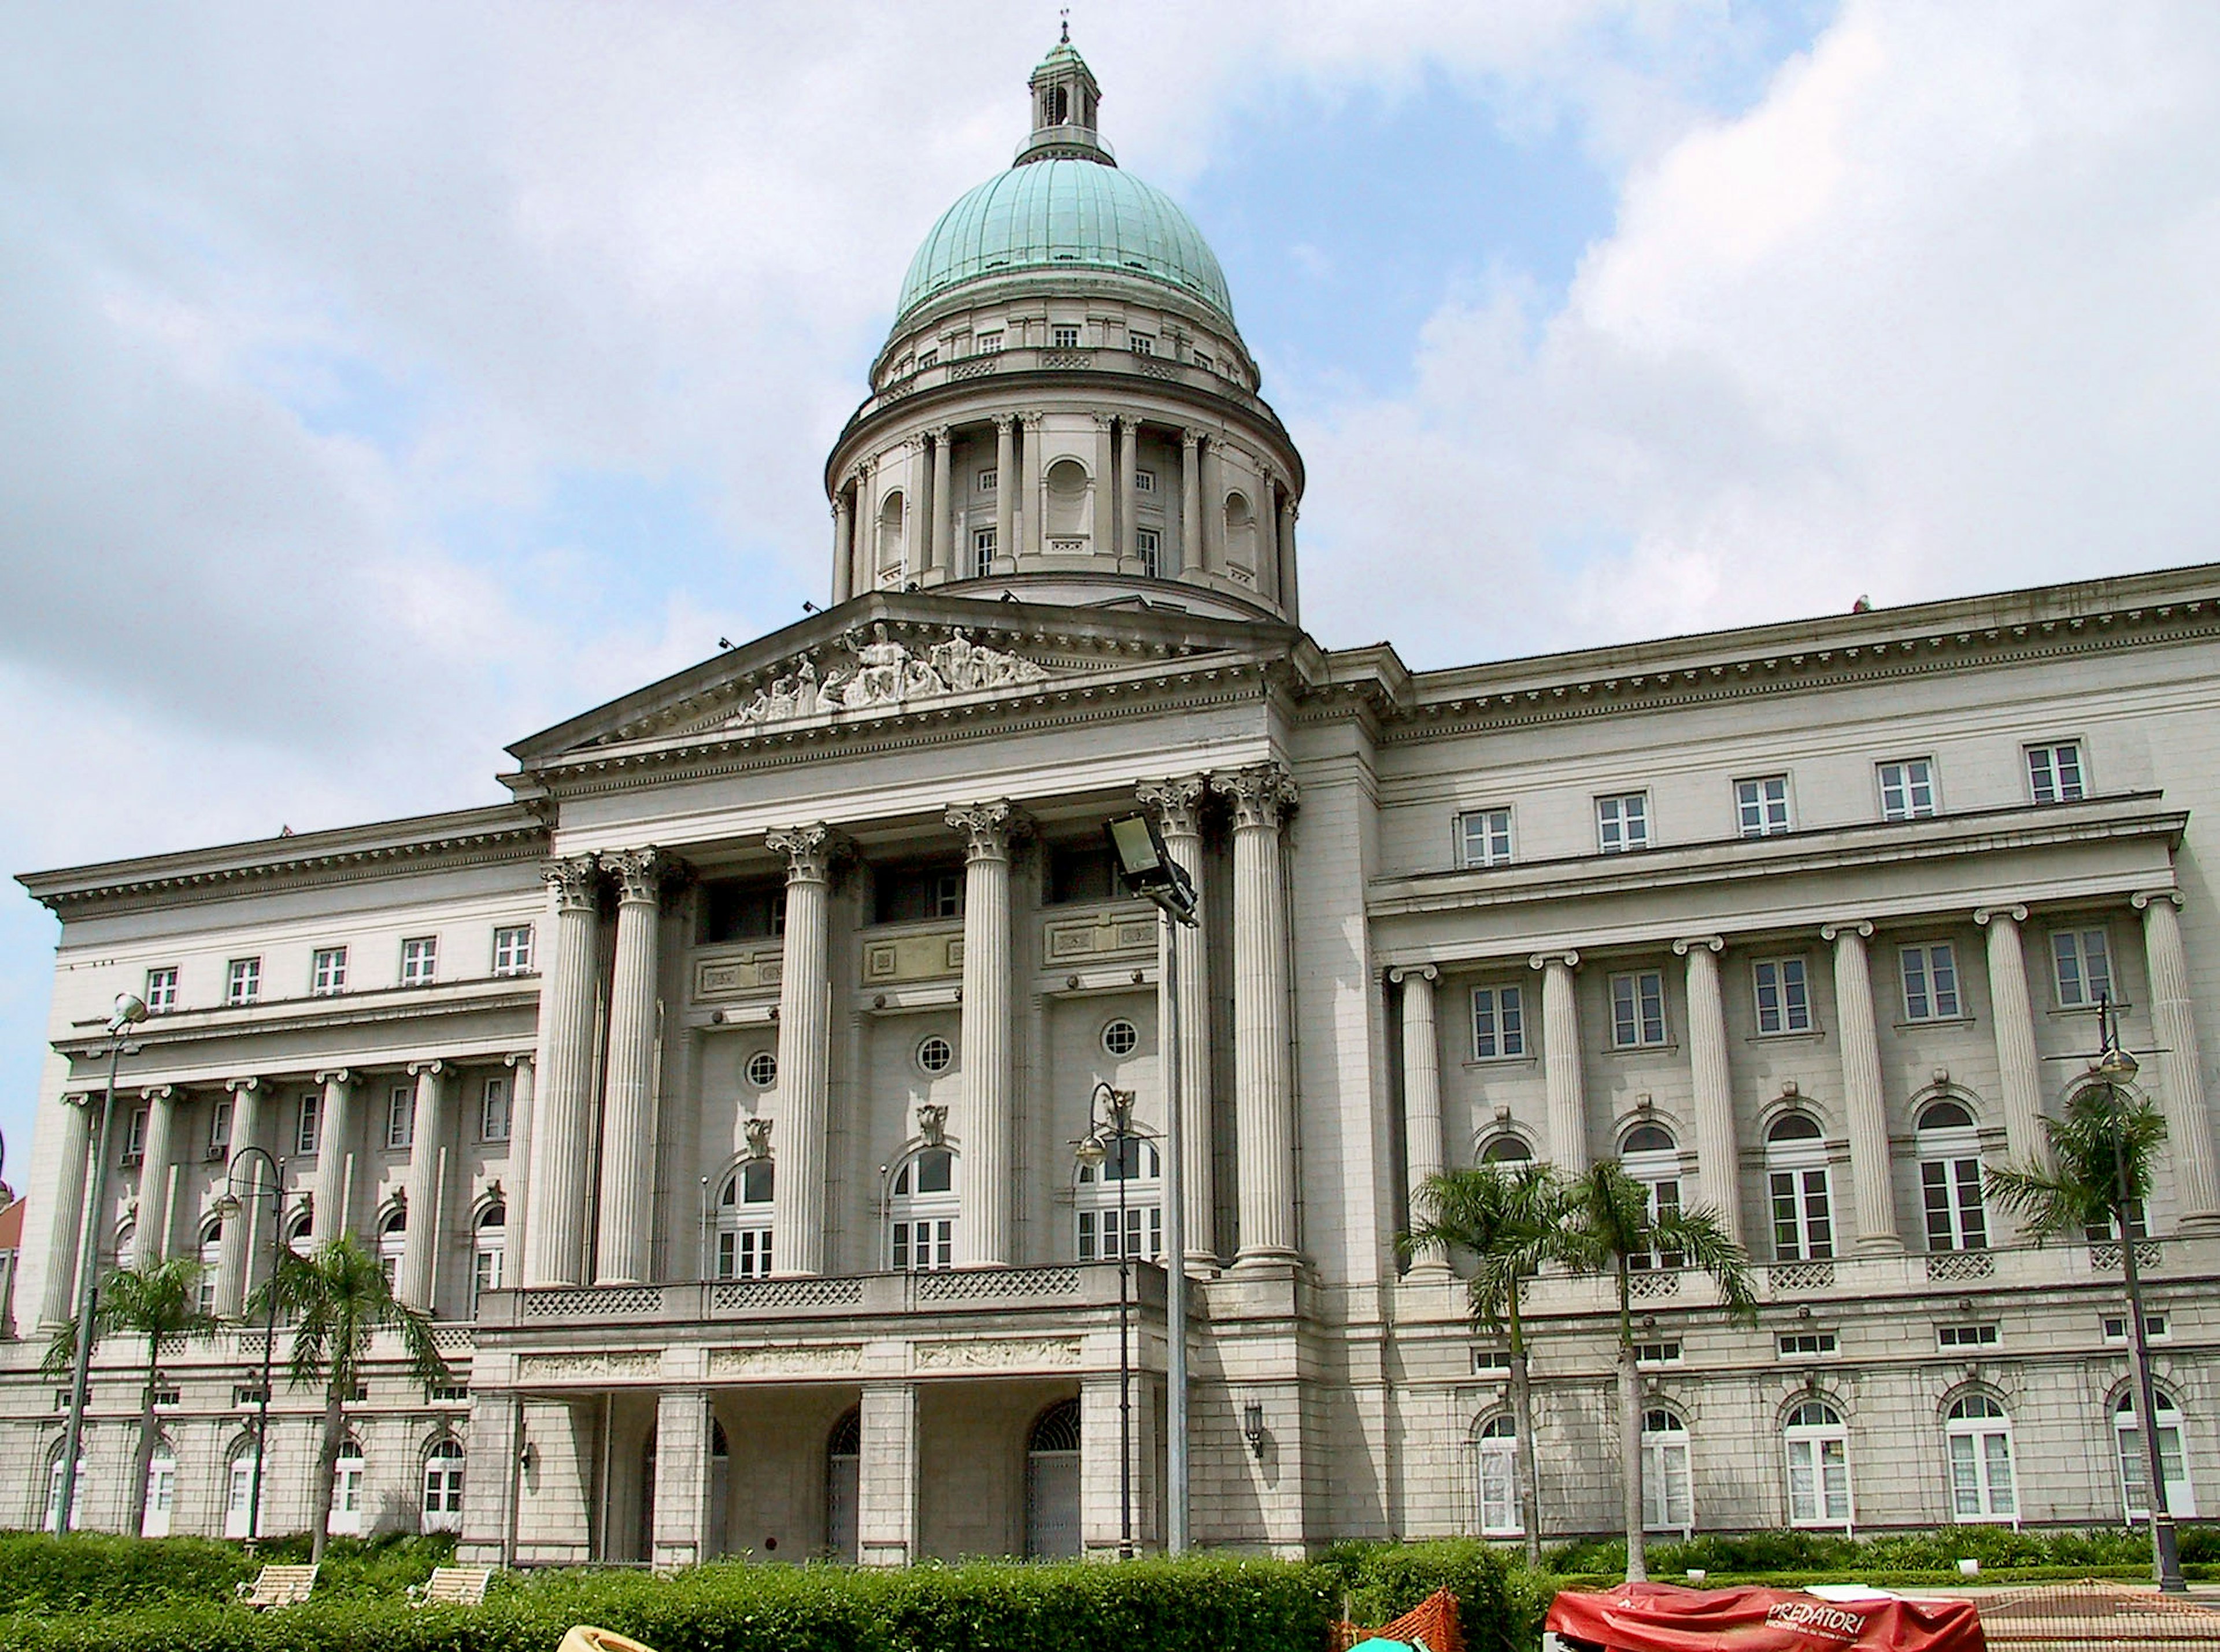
[1140,777,1214,1267]
[1215,764,1298,1263]
[994,418,1016,566]
[1677,938,1738,1241]
[1119,420,1140,565]
[215,1079,264,1316]
[1020,413,1044,557]
[1395,967,1448,1275]
[38,1098,93,1328]
[1976,907,2047,1168]
[1278,498,1300,623]
[132,1086,177,1267]
[948,801,1026,1266]
[768,825,846,1276]
[2138,892,2220,1227]
[831,494,853,605]
[1258,479,1281,602]
[596,848,671,1285]
[506,1054,536,1254]
[523,855,601,1286]
[1534,953,1588,1172]
[1179,431,1202,576]
[1201,439,1223,572]
[928,428,952,576]
[1826,922,1900,1252]
[397,1061,452,1310]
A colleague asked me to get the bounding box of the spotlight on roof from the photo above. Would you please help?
[717,637,734,650]
[802,600,820,614]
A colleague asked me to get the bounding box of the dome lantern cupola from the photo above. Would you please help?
[1018,23,1111,166]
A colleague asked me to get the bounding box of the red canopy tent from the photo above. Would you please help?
[1548,1583,1984,1652]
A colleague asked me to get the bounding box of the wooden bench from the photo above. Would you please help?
[408,1565,497,1607]
[236,1564,319,1609]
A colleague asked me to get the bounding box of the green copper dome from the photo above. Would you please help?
[894,158,1236,328]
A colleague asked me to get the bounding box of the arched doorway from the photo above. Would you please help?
[1024,1398,1081,1559]
[826,1408,860,1562]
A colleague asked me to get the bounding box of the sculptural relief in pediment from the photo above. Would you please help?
[717,623,1048,731]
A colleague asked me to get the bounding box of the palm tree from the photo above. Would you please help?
[1406,1160,1570,1563]
[43,1255,217,1535]
[1560,1160,1756,1583]
[250,1235,449,1559]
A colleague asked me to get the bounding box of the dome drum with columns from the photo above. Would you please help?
[826,34,1303,626]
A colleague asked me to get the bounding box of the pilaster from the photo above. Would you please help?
[215,1077,265,1316]
[38,1096,92,1329]
[651,1387,716,1569]
[857,1380,919,1566]
[2135,891,2220,1227]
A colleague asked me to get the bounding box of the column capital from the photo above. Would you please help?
[313,1068,354,1087]
[225,1075,264,1096]
[542,853,601,912]
[408,1058,447,1079]
[1973,904,2029,927]
[926,424,953,443]
[944,799,1033,861]
[1821,920,1875,943]
[1671,935,1725,957]
[1212,762,1297,829]
[1528,949,1581,972]
[1388,964,1439,987]
[993,413,1016,432]
[767,823,854,883]
[504,1051,535,1072]
[2133,888,2185,912]
[1179,428,1202,451]
[606,846,688,905]
[140,1083,176,1103]
[1019,410,1044,431]
[62,1091,94,1110]
[1137,773,1209,837]
[1089,410,1115,431]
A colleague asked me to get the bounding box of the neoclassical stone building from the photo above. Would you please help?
[8,34,2220,1561]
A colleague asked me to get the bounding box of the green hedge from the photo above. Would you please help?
[0,1533,456,1614]
[1542,1524,2203,1579]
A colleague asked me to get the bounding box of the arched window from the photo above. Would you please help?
[1223,491,1257,569]
[1945,1394,2015,1521]
[1641,1409,1693,1535]
[2117,1388,2195,1520]
[889,1148,957,1271]
[422,1439,465,1533]
[1025,1399,1082,1558]
[1766,1112,1834,1261]
[286,1208,314,1256]
[1049,84,1069,124]
[224,1443,262,1539]
[1919,1102,1988,1252]
[378,1207,406,1285]
[1481,1136,1532,1164]
[876,490,906,575]
[1044,457,1090,541]
[1075,1134,1163,1260]
[1621,1125,1683,1271]
[198,1218,223,1314]
[45,1450,87,1533]
[716,1164,774,1279]
[1784,1401,1851,1528]
[827,1408,860,1562]
[327,1438,367,1536]
[141,1438,178,1537]
[1474,1414,1520,1536]
[473,1203,506,1313]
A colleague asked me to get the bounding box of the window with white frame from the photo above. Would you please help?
[1642,1409,1693,1535]
[1596,792,1650,853]
[121,1104,147,1163]
[916,349,937,369]
[1736,775,1792,838]
[2052,927,2113,1008]
[977,467,997,492]
[327,1440,366,1536]
[1753,957,1812,1034]
[479,1076,510,1142]
[889,1148,957,1271]
[1621,1124,1684,1271]
[1136,526,1161,579]
[472,1204,505,1312]
[1878,758,1938,820]
[1475,1414,1520,1536]
[401,936,438,986]
[2103,1312,2169,1344]
[2026,741,2085,804]
[1766,1112,1834,1261]
[1785,1401,1852,1528]
[386,1085,414,1151]
[1778,1330,1838,1358]
[1611,971,1668,1048]
[972,525,997,578]
[209,1097,232,1160]
[1900,943,1962,1020]
[422,1439,465,1533]
[141,1440,177,1538]
[715,1162,774,1279]
[145,967,179,1014]
[745,1049,777,1090]
[286,1208,313,1257]
[378,1209,405,1285]
[1076,1135,1163,1260]
[311,947,347,996]
[294,1091,320,1157]
[1051,323,1081,349]
[1918,1100,1988,1251]
[1937,1323,1999,1350]
[197,1221,222,1314]
[1946,1394,2016,1521]
[222,1447,261,1539]
[1458,807,1513,868]
[1130,332,1155,355]
[1471,985,1525,1059]
[1635,1340,1683,1365]
[2115,1388,2195,1520]
[226,957,261,1005]
[493,924,534,976]
[976,331,1003,353]
[1135,468,1157,493]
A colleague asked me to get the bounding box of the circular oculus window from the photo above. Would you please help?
[745,1050,778,1090]
[916,1034,954,1075]
[1101,1018,1140,1057]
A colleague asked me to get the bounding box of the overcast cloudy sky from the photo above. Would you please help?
[5,0,2219,1180]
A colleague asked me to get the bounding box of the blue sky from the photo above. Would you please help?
[4,0,2220,1189]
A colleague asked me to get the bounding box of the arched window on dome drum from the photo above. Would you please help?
[876,491,906,580]
[1223,490,1257,575]
[1044,457,1090,545]
[1766,1112,1834,1262]
[1784,1401,1852,1529]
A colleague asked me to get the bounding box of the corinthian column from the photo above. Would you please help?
[1020,412,1045,557]
[946,800,1030,1266]
[1675,937,1738,1242]
[216,1077,264,1316]
[1138,776,1214,1268]
[2136,891,2220,1228]
[831,494,854,605]
[397,1060,453,1311]
[1278,497,1301,622]
[994,417,1016,568]
[1179,430,1202,576]
[1213,762,1299,1264]
[1119,419,1140,566]
[1825,921,1900,1253]
[1975,906,2047,1168]
[928,427,953,576]
[132,1085,178,1267]
[1530,953,1588,1172]
[524,854,601,1287]
[767,824,850,1276]
[38,1096,93,1329]
[1392,966,1449,1277]
[597,847,678,1285]
[310,1069,355,1246]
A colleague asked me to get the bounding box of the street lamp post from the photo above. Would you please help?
[56,992,148,1534]
[1076,1082,1137,1559]
[219,1144,287,1546]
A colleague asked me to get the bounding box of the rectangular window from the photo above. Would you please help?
[2027,741,2086,804]
[208,1098,232,1160]
[233,1384,268,1407]
[1130,333,1155,355]
[1753,958,1812,1034]
[1900,943,1962,1020]
[226,957,261,1006]
[121,1105,147,1162]
[145,967,179,1014]
[427,1382,470,1405]
[1134,469,1157,493]
[972,525,997,579]
[717,1226,774,1280]
[492,924,534,976]
[928,873,961,918]
[472,1244,504,1313]
[916,349,937,369]
[976,330,1003,353]
[976,467,997,492]
[1632,1177,1684,1271]
[1596,792,1649,853]
[1471,986,1526,1060]
[386,1085,415,1151]
[310,947,347,996]
[1051,324,1081,349]
[1457,808,1513,869]
[1471,1347,1512,1374]
[1136,526,1161,579]
[1878,758,1938,820]
[1736,775,1793,838]
[1777,1331,1839,1358]
[1611,971,1668,1048]
[1937,1323,2000,1349]
[401,936,438,986]
[2103,1313,2169,1343]
[1634,1341,1682,1366]
[480,1077,511,1143]
[1194,351,1213,372]
[1770,1169,1834,1260]
[1787,1432,1852,1526]
[2052,928,2113,1008]
[1924,1159,1989,1251]
[294,1093,320,1157]
[150,1386,180,1409]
